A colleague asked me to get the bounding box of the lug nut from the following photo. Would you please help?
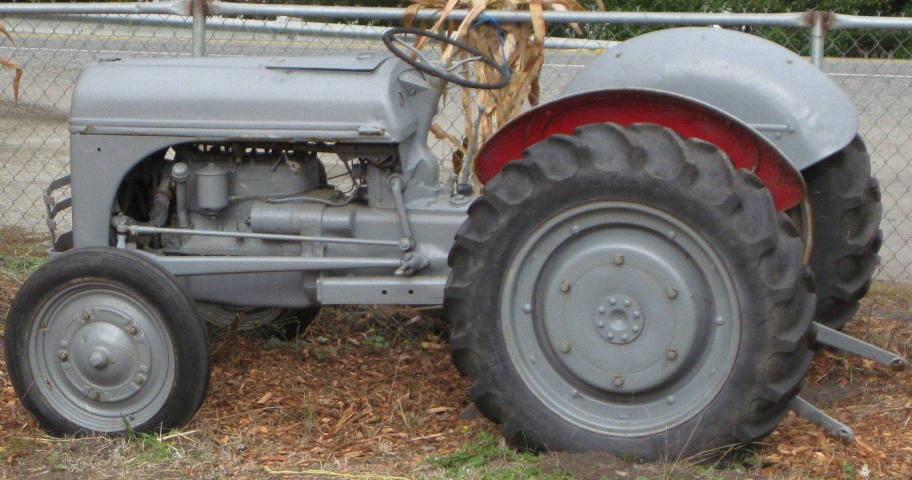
[559,281,571,293]
[613,375,624,387]
[598,306,606,314]
[523,304,532,313]
[666,349,678,360]
[91,392,101,400]
[127,325,138,335]
[135,375,145,386]
[597,321,605,328]
[614,253,624,265]
[560,341,571,353]
[58,352,68,362]
[666,288,678,299]
[81,310,91,321]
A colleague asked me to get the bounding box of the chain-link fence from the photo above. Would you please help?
[2,2,912,287]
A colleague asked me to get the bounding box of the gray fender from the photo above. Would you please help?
[562,27,857,170]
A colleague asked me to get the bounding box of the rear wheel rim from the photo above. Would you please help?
[501,201,741,436]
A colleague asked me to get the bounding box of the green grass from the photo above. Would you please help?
[0,225,48,276]
[427,432,572,479]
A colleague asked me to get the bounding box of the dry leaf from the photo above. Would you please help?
[0,57,22,103]
[408,0,585,183]
[0,22,13,45]
[257,454,287,463]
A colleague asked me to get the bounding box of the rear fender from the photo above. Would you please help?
[474,88,805,211]
[562,27,858,170]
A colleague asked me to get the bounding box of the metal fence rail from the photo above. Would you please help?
[2,2,912,287]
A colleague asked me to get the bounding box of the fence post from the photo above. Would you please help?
[810,11,826,68]
[192,0,207,57]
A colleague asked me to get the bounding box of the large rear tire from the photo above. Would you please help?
[803,135,883,330]
[5,248,211,435]
[446,123,815,459]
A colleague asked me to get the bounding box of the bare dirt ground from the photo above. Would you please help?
[0,233,909,479]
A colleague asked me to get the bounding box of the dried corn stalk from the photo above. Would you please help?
[1,21,21,103]
[406,0,585,180]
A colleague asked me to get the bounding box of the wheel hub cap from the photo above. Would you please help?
[61,310,149,402]
[595,295,643,344]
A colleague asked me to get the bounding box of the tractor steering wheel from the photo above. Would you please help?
[383,27,510,90]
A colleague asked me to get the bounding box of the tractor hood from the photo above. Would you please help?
[70,52,417,142]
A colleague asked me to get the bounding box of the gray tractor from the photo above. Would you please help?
[4,26,902,460]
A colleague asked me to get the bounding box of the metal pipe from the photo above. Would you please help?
[133,250,401,275]
[0,13,615,50]
[208,2,811,27]
[829,13,912,31]
[192,0,206,57]
[127,225,402,248]
[811,11,826,68]
[0,1,191,16]
[171,162,192,228]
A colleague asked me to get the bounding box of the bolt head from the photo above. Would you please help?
[58,352,68,362]
[614,253,624,265]
[81,310,91,321]
[91,392,101,400]
[89,351,108,369]
[135,375,145,385]
[666,396,675,405]
[598,306,606,314]
[523,304,532,314]
[559,281,571,293]
[666,349,678,360]
[621,334,629,342]
[609,297,617,306]
[666,288,678,299]
[597,321,605,328]
[560,341,571,353]
[613,376,624,387]
[127,325,138,335]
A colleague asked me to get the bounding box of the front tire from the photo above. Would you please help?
[446,123,815,459]
[5,248,211,435]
